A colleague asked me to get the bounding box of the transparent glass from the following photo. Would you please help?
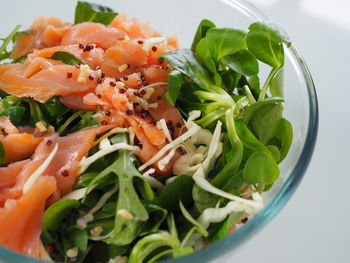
[0,0,318,262]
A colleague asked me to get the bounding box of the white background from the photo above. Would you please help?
[0,0,349,262]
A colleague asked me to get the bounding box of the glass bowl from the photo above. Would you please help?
[0,0,318,262]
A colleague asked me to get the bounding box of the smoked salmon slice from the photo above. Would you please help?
[0,176,57,258]
[11,17,71,59]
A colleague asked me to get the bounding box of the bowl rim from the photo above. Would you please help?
[0,0,318,262]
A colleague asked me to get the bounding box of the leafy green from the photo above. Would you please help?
[45,97,70,118]
[243,151,280,191]
[0,25,21,62]
[179,202,208,237]
[158,175,194,212]
[164,70,185,105]
[75,1,118,25]
[246,22,290,68]
[86,134,154,245]
[192,184,220,213]
[62,226,89,263]
[191,19,216,51]
[271,118,293,162]
[222,50,259,76]
[50,51,83,65]
[0,142,5,165]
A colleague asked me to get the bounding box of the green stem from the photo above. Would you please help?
[57,110,84,135]
[194,90,234,107]
[244,85,256,105]
[258,67,281,101]
[0,25,21,53]
[196,108,226,128]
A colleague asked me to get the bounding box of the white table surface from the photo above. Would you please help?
[0,0,349,262]
[234,0,350,262]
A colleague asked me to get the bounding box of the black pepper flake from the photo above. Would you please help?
[84,44,94,52]
[105,110,111,116]
[46,140,53,146]
[101,120,108,125]
[61,170,69,177]
[97,78,103,84]
[123,76,129,81]
[126,110,133,115]
[133,102,139,107]
[137,40,144,45]
[75,64,81,69]
[119,88,126,94]
[151,46,157,52]
[115,77,120,82]
[67,72,73,79]
[157,96,162,100]
[88,75,95,81]
[78,44,84,49]
[101,73,105,79]
[139,89,146,96]
[110,81,116,87]
[140,73,145,81]
[241,217,248,224]
[97,94,102,98]
[140,110,149,118]
[134,91,140,97]
[176,122,182,128]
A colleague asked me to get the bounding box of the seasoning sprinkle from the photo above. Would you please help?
[61,170,69,177]
[67,72,73,79]
[176,122,182,128]
[97,94,102,98]
[119,88,126,94]
[88,75,95,81]
[97,78,103,84]
[101,120,108,125]
[75,64,81,69]
[151,46,157,52]
[139,89,146,96]
[105,110,111,116]
[101,73,105,79]
[110,81,116,87]
[46,140,53,146]
[78,44,84,49]
[126,110,133,115]
[123,76,129,81]
[157,96,162,100]
[137,40,144,45]
[241,217,248,224]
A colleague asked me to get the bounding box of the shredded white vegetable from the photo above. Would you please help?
[60,187,87,201]
[92,127,129,147]
[158,119,173,142]
[142,169,164,189]
[22,143,58,194]
[79,139,140,174]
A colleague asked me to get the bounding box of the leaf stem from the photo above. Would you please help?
[57,110,84,135]
[258,67,281,101]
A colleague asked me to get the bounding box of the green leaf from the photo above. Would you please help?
[192,184,220,213]
[0,106,25,126]
[84,242,128,263]
[222,50,259,76]
[140,204,168,236]
[158,175,194,212]
[273,118,293,162]
[50,51,83,65]
[45,97,70,118]
[75,1,118,25]
[243,97,284,125]
[0,25,21,62]
[164,70,185,105]
[205,28,246,62]
[235,120,275,160]
[70,111,99,132]
[0,142,5,165]
[191,19,216,51]
[243,151,280,186]
[270,68,284,98]
[43,199,80,237]
[179,201,208,237]
[209,211,245,242]
[62,226,88,263]
[250,103,283,144]
[246,22,290,68]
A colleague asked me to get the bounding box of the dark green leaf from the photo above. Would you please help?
[50,51,83,65]
[179,202,208,237]
[158,175,194,212]
[84,242,128,263]
[191,19,216,51]
[140,204,168,236]
[243,151,280,185]
[45,97,70,118]
[164,70,185,105]
[192,184,220,213]
[0,142,5,165]
[62,226,88,263]
[246,22,290,68]
[75,1,118,25]
[70,111,99,132]
[1,106,25,126]
[43,199,80,234]
[222,50,259,76]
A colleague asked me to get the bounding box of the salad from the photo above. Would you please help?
[0,1,293,263]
